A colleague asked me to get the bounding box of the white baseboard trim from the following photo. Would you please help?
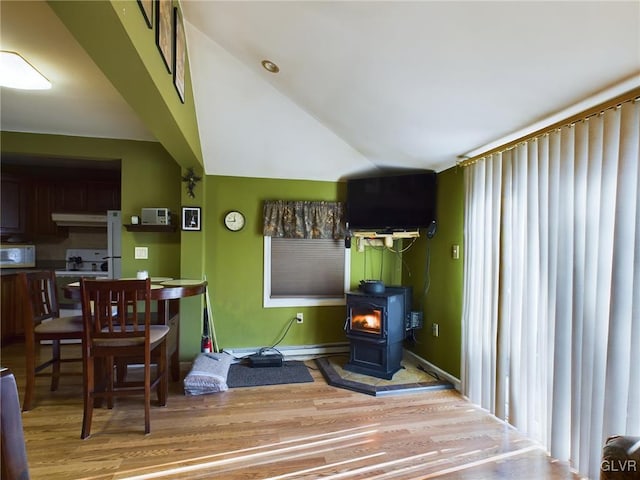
[403,349,461,391]
[218,344,460,391]
[177,343,350,371]
[190,343,461,391]
[222,342,350,360]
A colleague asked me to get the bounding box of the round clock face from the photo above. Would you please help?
[224,211,245,231]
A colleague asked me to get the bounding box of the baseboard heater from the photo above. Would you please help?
[248,352,283,368]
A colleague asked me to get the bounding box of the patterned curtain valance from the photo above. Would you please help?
[263,200,346,239]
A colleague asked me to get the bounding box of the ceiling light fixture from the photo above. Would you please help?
[0,51,51,90]
[261,59,280,74]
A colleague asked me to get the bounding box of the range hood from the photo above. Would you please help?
[51,212,107,227]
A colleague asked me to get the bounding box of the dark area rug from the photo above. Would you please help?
[316,355,453,396]
[227,360,314,388]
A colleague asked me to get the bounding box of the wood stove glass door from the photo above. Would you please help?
[349,305,383,336]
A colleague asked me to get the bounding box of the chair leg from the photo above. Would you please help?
[106,356,114,410]
[144,357,151,435]
[51,340,61,391]
[22,334,37,412]
[93,357,106,409]
[171,348,180,382]
[23,357,35,412]
[81,353,94,440]
[115,359,127,384]
[156,342,168,406]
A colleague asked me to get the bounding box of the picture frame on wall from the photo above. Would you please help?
[182,207,201,231]
[155,0,172,73]
[137,0,152,28]
[173,7,186,103]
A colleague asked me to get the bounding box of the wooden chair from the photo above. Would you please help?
[18,270,84,412]
[79,278,168,439]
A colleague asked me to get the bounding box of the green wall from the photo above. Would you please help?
[404,167,464,378]
[175,175,402,357]
[1,132,464,372]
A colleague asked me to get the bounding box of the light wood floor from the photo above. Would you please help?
[2,343,584,480]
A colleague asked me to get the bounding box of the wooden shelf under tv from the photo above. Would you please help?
[124,224,177,232]
[351,230,420,239]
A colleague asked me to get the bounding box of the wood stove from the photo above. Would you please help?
[344,287,410,380]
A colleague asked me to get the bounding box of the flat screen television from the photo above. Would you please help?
[346,170,437,232]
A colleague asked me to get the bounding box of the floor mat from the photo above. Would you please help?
[227,360,313,388]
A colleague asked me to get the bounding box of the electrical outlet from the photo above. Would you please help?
[432,323,439,337]
[296,313,304,324]
[134,247,148,259]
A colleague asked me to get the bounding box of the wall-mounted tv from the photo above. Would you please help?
[346,170,437,232]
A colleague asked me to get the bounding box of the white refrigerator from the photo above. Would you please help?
[107,210,122,279]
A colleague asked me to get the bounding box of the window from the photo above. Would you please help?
[263,236,350,307]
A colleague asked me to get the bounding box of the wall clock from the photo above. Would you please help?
[224,211,245,231]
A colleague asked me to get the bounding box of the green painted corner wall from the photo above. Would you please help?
[197,176,349,354]
[404,167,464,378]
[173,175,404,360]
[48,0,203,170]
[177,167,206,360]
[120,148,182,279]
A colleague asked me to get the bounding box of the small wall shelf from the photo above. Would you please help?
[351,230,420,239]
[124,224,177,233]
[351,230,420,249]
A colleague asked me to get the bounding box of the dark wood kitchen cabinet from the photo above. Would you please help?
[53,181,88,212]
[0,273,25,344]
[49,179,120,216]
[1,164,121,239]
[29,180,60,237]
[0,175,27,236]
[86,180,121,212]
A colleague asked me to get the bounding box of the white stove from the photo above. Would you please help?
[55,249,111,278]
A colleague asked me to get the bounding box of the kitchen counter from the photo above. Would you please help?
[0,267,41,276]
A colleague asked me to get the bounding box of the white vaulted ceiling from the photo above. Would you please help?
[1,1,639,181]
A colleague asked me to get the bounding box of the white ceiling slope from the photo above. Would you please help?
[1,1,639,181]
[183,1,640,180]
[186,23,374,181]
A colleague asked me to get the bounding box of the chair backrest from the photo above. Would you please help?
[18,270,61,327]
[80,279,151,348]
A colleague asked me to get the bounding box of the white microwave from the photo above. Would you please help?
[141,208,171,225]
[0,244,36,268]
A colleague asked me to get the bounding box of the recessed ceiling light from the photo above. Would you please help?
[261,59,280,74]
[0,51,51,90]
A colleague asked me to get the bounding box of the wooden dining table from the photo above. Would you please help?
[63,278,208,381]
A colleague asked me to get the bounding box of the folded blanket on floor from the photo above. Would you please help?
[183,352,232,395]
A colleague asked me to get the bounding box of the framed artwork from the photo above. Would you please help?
[155,0,172,73]
[182,207,201,231]
[137,0,153,28]
[173,7,186,103]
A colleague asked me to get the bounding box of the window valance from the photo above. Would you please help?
[263,200,346,239]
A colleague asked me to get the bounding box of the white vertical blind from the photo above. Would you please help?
[462,98,639,479]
